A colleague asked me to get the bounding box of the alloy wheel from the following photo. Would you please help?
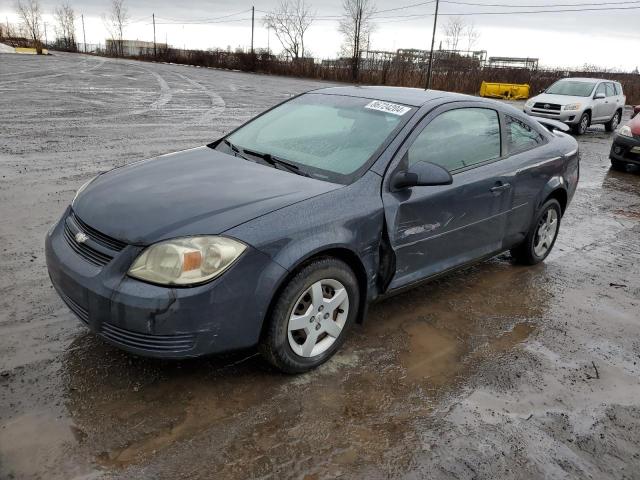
[611,112,620,130]
[533,208,559,257]
[580,115,589,134]
[287,278,349,358]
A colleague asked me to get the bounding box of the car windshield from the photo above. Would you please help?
[219,93,414,183]
[545,80,597,97]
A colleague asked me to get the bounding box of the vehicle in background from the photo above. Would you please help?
[610,112,640,170]
[46,87,580,373]
[524,78,625,135]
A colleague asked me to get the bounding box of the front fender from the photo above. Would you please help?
[227,171,386,303]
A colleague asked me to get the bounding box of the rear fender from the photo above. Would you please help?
[537,177,567,213]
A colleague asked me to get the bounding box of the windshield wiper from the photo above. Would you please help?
[223,139,252,162]
[242,148,311,178]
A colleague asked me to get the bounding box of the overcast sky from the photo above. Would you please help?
[2,0,639,70]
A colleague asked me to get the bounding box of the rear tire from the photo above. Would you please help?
[259,258,360,373]
[511,199,562,265]
[605,110,622,132]
[610,158,628,171]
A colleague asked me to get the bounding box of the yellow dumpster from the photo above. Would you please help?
[15,47,49,55]
[480,81,530,100]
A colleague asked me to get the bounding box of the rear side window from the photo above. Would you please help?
[506,115,544,153]
[605,83,616,97]
[614,83,622,95]
[408,108,501,172]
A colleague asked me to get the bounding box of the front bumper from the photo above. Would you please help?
[45,207,287,358]
[610,134,640,165]
[524,106,582,125]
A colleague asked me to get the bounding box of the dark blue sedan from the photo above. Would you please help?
[46,86,579,372]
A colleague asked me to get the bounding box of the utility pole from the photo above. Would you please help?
[250,6,254,54]
[81,14,87,53]
[44,22,48,47]
[425,0,440,90]
[267,26,270,54]
[152,13,156,58]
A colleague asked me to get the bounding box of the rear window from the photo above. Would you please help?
[506,115,544,153]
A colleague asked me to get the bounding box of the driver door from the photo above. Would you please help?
[592,83,609,121]
[382,104,515,290]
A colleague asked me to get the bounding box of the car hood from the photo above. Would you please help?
[530,93,587,106]
[73,146,342,245]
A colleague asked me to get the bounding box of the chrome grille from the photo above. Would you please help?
[533,102,561,111]
[70,212,126,251]
[63,221,113,267]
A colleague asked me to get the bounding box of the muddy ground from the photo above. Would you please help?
[1,52,639,480]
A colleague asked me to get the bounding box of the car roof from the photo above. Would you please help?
[558,77,618,84]
[310,85,475,107]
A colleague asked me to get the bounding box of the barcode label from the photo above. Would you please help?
[365,100,411,116]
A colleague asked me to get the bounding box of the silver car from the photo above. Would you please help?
[524,77,625,135]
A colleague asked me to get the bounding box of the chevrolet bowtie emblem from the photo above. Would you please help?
[75,232,89,244]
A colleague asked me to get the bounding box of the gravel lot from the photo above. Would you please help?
[1,52,640,480]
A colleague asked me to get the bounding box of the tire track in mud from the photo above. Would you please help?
[172,71,226,124]
[0,56,103,86]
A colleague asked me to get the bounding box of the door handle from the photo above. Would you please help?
[490,182,511,193]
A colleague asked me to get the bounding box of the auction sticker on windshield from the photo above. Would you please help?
[365,100,411,116]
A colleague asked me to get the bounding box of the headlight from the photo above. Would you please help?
[128,236,246,286]
[525,99,535,108]
[618,125,633,137]
[563,103,582,111]
[72,177,96,205]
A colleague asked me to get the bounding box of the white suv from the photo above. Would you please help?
[524,78,626,135]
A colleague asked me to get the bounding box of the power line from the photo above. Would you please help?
[152,17,252,25]
[154,9,251,24]
[442,0,640,7]
[359,3,640,22]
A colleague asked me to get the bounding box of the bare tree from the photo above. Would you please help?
[0,21,19,39]
[53,2,76,51]
[339,0,375,80]
[15,0,43,53]
[264,0,315,60]
[441,16,464,51]
[103,0,128,57]
[465,21,480,51]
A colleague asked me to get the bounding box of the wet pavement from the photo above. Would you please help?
[1,52,640,480]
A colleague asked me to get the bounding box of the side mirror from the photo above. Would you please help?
[594,92,606,100]
[391,161,453,191]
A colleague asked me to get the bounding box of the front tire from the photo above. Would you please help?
[572,112,590,135]
[605,110,621,132]
[260,258,360,373]
[511,199,562,265]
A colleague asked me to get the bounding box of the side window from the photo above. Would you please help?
[506,115,544,153]
[605,83,616,97]
[614,83,622,95]
[595,83,606,97]
[408,108,501,172]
